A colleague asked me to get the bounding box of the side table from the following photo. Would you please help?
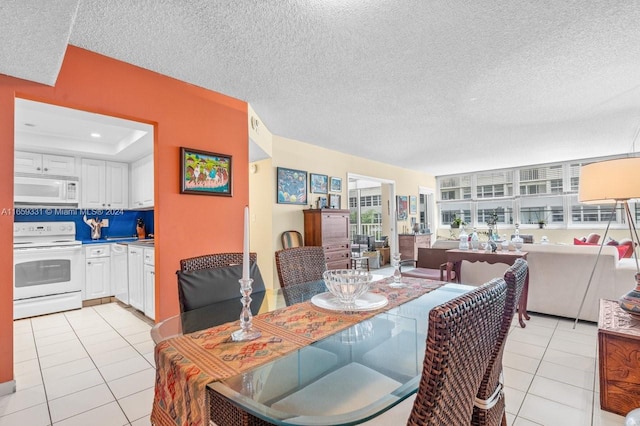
[446,249,530,328]
[598,299,640,416]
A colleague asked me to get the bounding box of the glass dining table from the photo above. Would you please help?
[151,278,475,426]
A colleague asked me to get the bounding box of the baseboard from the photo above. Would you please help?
[0,380,16,397]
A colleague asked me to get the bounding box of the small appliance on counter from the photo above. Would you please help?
[136,218,146,239]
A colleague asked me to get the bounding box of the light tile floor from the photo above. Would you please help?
[3,303,155,426]
[0,273,630,425]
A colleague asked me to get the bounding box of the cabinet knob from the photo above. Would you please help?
[36,167,41,171]
[44,168,48,171]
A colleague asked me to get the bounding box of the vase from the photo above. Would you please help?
[458,227,469,250]
[619,273,640,318]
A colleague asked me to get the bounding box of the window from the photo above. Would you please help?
[436,154,629,229]
[360,195,381,207]
[439,176,471,201]
[349,197,357,208]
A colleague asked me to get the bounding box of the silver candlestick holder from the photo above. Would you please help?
[231,278,262,341]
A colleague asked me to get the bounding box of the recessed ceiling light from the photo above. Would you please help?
[90,132,101,138]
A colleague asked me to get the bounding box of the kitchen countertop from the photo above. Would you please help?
[82,237,154,246]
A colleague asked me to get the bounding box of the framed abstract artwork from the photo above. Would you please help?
[329,176,342,192]
[277,167,307,204]
[409,195,417,214]
[397,195,408,220]
[329,193,341,209]
[180,147,232,196]
[310,173,329,194]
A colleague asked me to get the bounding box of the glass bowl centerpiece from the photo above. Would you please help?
[322,269,372,308]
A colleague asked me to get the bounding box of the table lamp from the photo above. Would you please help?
[574,157,640,325]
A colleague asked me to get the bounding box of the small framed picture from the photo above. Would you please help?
[329,177,342,192]
[310,173,328,194]
[316,196,328,209]
[409,195,417,214]
[180,147,232,196]
[329,193,341,209]
[397,195,408,220]
[277,167,307,204]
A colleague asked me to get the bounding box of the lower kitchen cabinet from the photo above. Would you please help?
[143,247,155,320]
[85,244,111,300]
[111,243,129,304]
[127,245,144,312]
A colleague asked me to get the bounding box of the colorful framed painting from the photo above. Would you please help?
[329,176,342,192]
[409,195,417,214]
[310,173,329,194]
[180,147,232,196]
[277,167,307,204]
[329,193,341,209]
[397,195,408,220]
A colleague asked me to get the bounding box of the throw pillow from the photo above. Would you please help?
[616,245,629,259]
[574,238,629,259]
[605,237,619,246]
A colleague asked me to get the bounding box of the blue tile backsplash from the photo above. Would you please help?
[14,208,154,241]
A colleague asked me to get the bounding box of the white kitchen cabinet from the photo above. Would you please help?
[111,244,129,304]
[15,151,76,176]
[81,159,128,209]
[84,244,111,300]
[130,154,154,209]
[143,247,155,320]
[128,245,144,312]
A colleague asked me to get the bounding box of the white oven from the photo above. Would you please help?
[13,221,83,319]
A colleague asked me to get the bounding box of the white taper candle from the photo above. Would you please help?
[243,206,250,281]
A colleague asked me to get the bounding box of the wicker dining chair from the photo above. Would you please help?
[177,252,263,313]
[179,252,257,272]
[275,246,327,288]
[472,258,528,426]
[364,278,508,425]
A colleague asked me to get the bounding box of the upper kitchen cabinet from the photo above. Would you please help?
[81,159,129,209]
[15,151,77,176]
[130,154,154,209]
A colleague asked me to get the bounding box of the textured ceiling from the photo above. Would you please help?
[3,0,640,175]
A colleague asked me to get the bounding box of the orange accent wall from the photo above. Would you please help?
[0,46,248,385]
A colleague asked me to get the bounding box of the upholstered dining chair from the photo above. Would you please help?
[472,258,528,426]
[176,252,264,313]
[275,246,326,288]
[281,230,303,249]
[364,278,508,425]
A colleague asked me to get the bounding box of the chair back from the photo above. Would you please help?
[177,252,263,313]
[408,278,508,425]
[281,230,303,249]
[415,247,449,269]
[275,246,327,288]
[472,258,528,426]
[179,252,257,272]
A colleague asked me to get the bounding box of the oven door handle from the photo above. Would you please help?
[14,245,82,253]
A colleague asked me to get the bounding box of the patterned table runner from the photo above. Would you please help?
[151,277,444,426]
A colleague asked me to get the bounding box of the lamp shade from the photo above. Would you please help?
[578,157,640,203]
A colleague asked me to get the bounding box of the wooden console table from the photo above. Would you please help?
[598,299,640,416]
[446,249,530,328]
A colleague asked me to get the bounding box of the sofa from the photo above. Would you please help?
[431,239,638,322]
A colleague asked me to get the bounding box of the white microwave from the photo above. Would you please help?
[14,175,79,206]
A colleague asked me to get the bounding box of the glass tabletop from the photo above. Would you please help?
[151,279,329,344]
[204,282,476,425]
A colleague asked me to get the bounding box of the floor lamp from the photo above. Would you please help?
[574,157,640,327]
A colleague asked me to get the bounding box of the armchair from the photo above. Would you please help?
[399,247,455,282]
